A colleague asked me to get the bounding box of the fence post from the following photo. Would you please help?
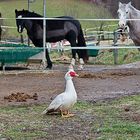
[113,30,118,65]
[42,0,47,68]
[0,13,2,41]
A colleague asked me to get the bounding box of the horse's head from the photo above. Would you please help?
[15,9,26,33]
[118,2,132,29]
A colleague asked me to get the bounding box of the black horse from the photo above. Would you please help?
[15,9,88,69]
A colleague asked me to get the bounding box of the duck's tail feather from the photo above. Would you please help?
[42,108,60,115]
[42,108,48,115]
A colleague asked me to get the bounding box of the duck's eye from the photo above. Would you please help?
[126,11,129,14]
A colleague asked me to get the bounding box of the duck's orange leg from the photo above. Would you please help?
[61,110,75,118]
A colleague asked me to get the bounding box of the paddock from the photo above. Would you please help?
[0,16,140,106]
[1,1,140,139]
[0,61,140,106]
[0,23,139,106]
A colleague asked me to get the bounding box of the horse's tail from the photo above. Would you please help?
[77,26,89,63]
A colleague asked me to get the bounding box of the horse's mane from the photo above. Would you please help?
[129,5,140,15]
[22,10,43,18]
[17,10,77,28]
[19,10,43,27]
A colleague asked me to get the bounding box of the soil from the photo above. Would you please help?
[0,62,140,106]
[1,62,140,140]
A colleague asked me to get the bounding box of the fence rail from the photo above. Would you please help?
[0,17,140,21]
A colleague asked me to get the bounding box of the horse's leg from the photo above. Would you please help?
[76,49,84,70]
[71,47,76,66]
[76,31,87,70]
[66,31,85,70]
[45,48,52,69]
[69,36,84,70]
[0,27,2,41]
[32,39,52,69]
[66,31,77,69]
[134,41,140,51]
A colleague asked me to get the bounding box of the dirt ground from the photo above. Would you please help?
[0,62,140,106]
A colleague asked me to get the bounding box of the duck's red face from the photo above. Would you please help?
[69,71,79,77]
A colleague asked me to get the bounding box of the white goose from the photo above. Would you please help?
[42,69,78,117]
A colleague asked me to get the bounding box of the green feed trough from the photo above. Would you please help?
[0,43,43,65]
[87,43,99,57]
[0,43,30,48]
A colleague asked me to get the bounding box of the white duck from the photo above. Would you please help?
[42,69,79,117]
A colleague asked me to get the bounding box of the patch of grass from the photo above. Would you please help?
[88,48,140,65]
[0,95,140,139]
[50,47,140,66]
[94,95,140,140]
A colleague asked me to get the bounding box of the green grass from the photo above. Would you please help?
[87,48,140,65]
[52,48,140,65]
[0,95,140,139]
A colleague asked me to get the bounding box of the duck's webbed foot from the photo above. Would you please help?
[61,110,75,118]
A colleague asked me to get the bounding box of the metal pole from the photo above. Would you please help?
[42,0,46,67]
[113,31,118,65]
[28,0,30,10]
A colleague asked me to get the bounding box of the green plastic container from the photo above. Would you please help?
[87,44,99,57]
[0,44,43,64]
[0,43,29,47]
